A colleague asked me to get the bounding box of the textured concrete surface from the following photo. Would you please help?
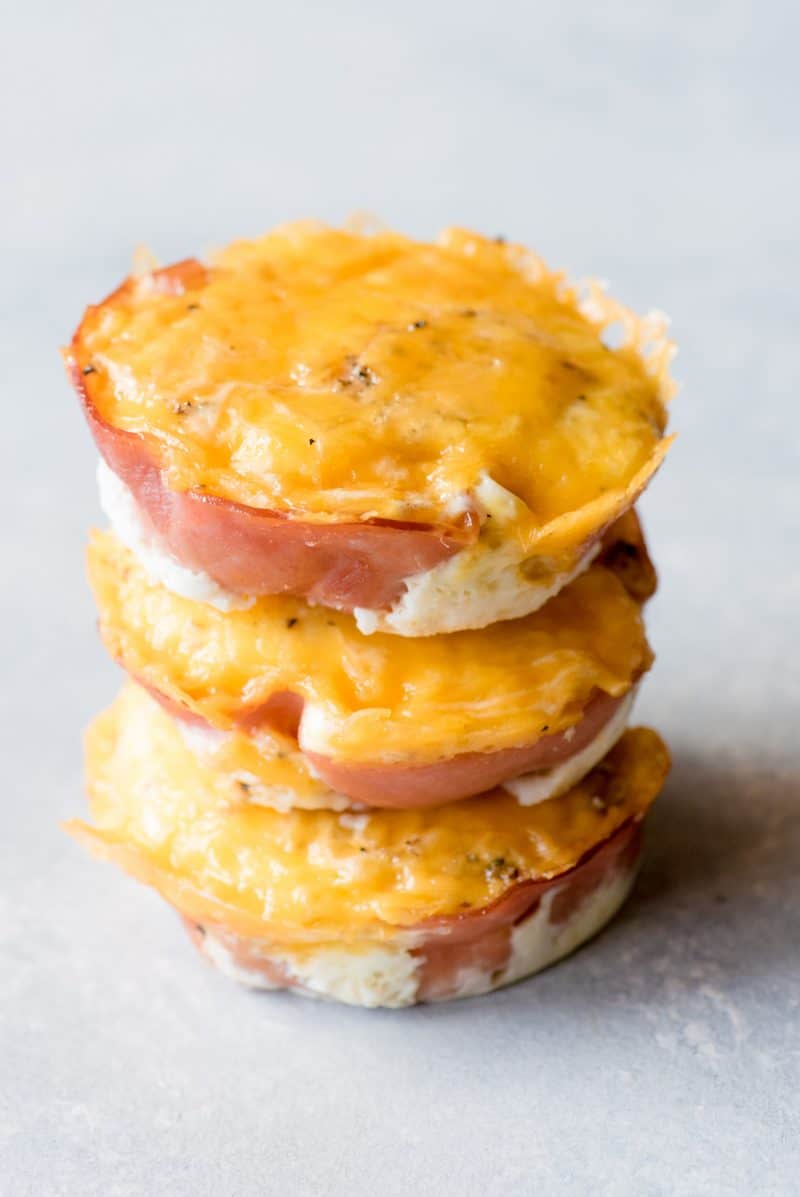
[2,2,799,1193]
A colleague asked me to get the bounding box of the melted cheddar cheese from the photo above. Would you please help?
[175,711,344,813]
[72,223,674,549]
[88,531,652,764]
[71,686,670,941]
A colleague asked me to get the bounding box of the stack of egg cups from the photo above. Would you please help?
[65,224,674,1008]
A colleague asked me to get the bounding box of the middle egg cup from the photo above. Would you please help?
[87,509,656,815]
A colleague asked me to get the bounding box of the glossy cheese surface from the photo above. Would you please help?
[168,694,341,811]
[72,223,673,541]
[88,530,652,763]
[71,686,670,941]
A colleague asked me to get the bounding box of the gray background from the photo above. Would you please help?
[2,2,799,1193]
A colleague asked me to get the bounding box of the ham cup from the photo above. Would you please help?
[66,223,675,636]
[86,514,656,811]
[68,687,670,1007]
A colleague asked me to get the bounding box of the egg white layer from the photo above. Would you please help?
[355,474,600,636]
[97,459,254,612]
[504,688,636,807]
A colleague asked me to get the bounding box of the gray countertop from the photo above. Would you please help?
[2,2,799,1193]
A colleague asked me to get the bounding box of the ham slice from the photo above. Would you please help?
[144,681,632,810]
[69,342,472,613]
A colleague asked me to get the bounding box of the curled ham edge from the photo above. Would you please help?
[145,680,639,810]
[66,259,666,614]
[179,818,643,1003]
[67,302,473,613]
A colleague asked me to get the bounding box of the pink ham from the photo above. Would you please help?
[416,818,641,1001]
[69,260,657,616]
[302,690,627,808]
[68,259,473,613]
[141,679,631,810]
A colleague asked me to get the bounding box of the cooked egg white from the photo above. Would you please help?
[200,932,423,1008]
[491,851,638,992]
[97,459,254,612]
[504,688,637,807]
[355,475,602,636]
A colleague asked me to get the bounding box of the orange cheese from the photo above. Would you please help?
[88,530,652,764]
[143,688,342,812]
[72,223,673,548]
[70,685,670,941]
